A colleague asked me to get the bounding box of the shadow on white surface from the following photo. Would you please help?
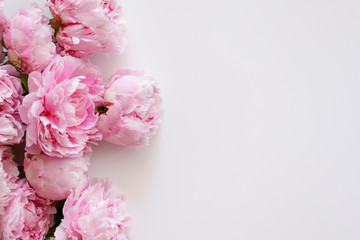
[89,131,163,237]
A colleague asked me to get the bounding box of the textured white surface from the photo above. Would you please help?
[6,0,360,239]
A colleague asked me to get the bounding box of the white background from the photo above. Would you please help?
[6,0,360,239]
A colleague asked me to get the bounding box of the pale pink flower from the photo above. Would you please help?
[0,112,25,145]
[19,56,103,158]
[54,178,130,240]
[0,65,24,145]
[98,70,162,146]
[0,0,6,34]
[3,4,57,73]
[0,65,22,113]
[48,0,126,57]
[0,0,7,63]
[0,170,12,215]
[0,179,56,240]
[0,146,18,215]
[0,147,18,181]
[24,153,89,201]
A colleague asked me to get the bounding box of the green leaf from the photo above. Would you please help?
[96,105,108,113]
[50,18,62,33]
[20,74,29,94]
[44,232,55,240]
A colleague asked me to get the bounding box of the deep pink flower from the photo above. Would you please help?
[98,70,162,146]
[19,56,103,158]
[54,178,130,240]
[3,4,57,73]
[0,65,24,145]
[24,153,89,201]
[0,146,18,215]
[48,0,126,57]
[0,179,56,240]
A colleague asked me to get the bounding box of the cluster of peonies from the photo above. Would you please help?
[0,0,162,239]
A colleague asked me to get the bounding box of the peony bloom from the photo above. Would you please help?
[98,70,162,146]
[0,112,25,145]
[24,153,89,201]
[0,0,7,63]
[0,0,6,34]
[0,65,25,145]
[0,179,56,240]
[3,4,57,74]
[0,65,23,113]
[48,0,126,57]
[54,177,130,240]
[0,146,18,215]
[19,55,103,158]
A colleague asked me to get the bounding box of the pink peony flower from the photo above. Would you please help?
[0,65,22,113]
[3,4,57,73]
[48,0,126,57]
[19,55,103,158]
[0,0,7,63]
[0,167,13,215]
[0,147,18,181]
[0,65,25,145]
[0,0,6,34]
[0,179,56,240]
[0,146,18,215]
[24,153,89,201]
[98,70,162,146]
[0,112,25,145]
[54,177,130,240]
